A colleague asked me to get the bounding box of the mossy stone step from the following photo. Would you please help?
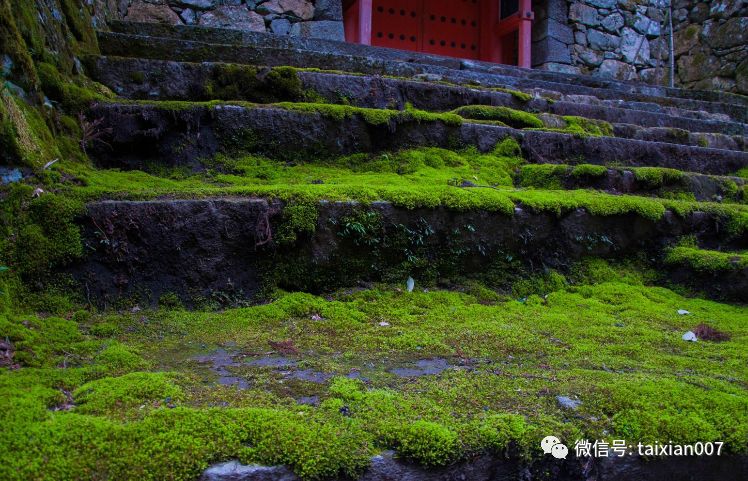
[664,246,748,301]
[87,56,747,140]
[71,198,746,305]
[104,21,748,112]
[96,30,748,124]
[86,101,748,176]
[518,164,747,204]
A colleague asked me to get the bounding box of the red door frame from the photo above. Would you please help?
[343,0,533,68]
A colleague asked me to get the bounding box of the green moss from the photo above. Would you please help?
[518,164,567,189]
[571,164,608,177]
[493,88,533,103]
[276,102,463,127]
[396,421,458,466]
[0,0,40,95]
[665,246,748,272]
[0,91,60,167]
[74,372,184,416]
[276,201,319,245]
[634,167,685,188]
[512,270,568,299]
[736,167,748,179]
[37,62,110,112]
[561,116,614,137]
[451,105,543,129]
[204,64,304,103]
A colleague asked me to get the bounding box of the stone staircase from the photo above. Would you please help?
[72,21,748,304]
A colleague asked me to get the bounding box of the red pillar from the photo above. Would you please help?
[344,0,372,45]
[518,0,534,68]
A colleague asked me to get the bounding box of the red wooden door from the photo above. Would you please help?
[371,0,482,60]
[358,0,533,67]
[371,0,421,52]
[422,0,481,59]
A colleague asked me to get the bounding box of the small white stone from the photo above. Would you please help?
[406,277,415,292]
[677,309,690,315]
[682,331,698,342]
[378,321,390,327]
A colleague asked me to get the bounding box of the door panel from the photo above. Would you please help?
[422,0,481,59]
[371,0,421,51]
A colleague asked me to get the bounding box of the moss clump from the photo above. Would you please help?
[1,186,83,281]
[665,246,748,272]
[396,421,459,466]
[276,201,319,245]
[634,167,684,188]
[561,116,614,137]
[204,65,304,103]
[493,87,533,103]
[518,164,567,189]
[0,91,60,167]
[571,164,608,177]
[277,102,463,127]
[36,62,110,112]
[452,105,543,129]
[74,372,184,416]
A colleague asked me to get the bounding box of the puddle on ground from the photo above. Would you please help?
[193,349,470,391]
[245,356,297,368]
[389,358,461,377]
[193,348,249,389]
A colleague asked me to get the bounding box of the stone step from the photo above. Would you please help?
[86,102,748,177]
[664,246,748,301]
[87,56,748,143]
[517,165,747,204]
[96,29,748,124]
[70,198,747,305]
[105,21,748,111]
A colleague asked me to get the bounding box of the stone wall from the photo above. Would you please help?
[533,0,670,84]
[109,0,344,40]
[672,0,747,94]
[101,0,746,94]
[532,0,747,95]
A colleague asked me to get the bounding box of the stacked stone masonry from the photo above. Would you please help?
[96,0,746,95]
[108,0,344,40]
[534,0,746,94]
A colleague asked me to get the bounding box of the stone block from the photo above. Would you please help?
[601,13,624,33]
[125,1,182,24]
[199,6,266,31]
[270,18,291,35]
[586,0,616,8]
[588,29,620,51]
[314,0,343,21]
[569,2,599,26]
[290,20,345,40]
[533,18,574,44]
[532,36,572,65]
[598,58,638,80]
[261,0,314,20]
[621,27,650,64]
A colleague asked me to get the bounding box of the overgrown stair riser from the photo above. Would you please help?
[103,21,748,112]
[87,56,748,146]
[72,199,748,305]
[86,102,748,177]
[96,31,748,124]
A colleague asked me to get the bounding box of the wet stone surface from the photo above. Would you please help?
[193,349,470,392]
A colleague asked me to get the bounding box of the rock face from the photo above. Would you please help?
[672,0,748,95]
[533,0,747,94]
[71,194,746,305]
[113,1,744,94]
[117,0,341,40]
[199,6,265,32]
[198,453,748,481]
